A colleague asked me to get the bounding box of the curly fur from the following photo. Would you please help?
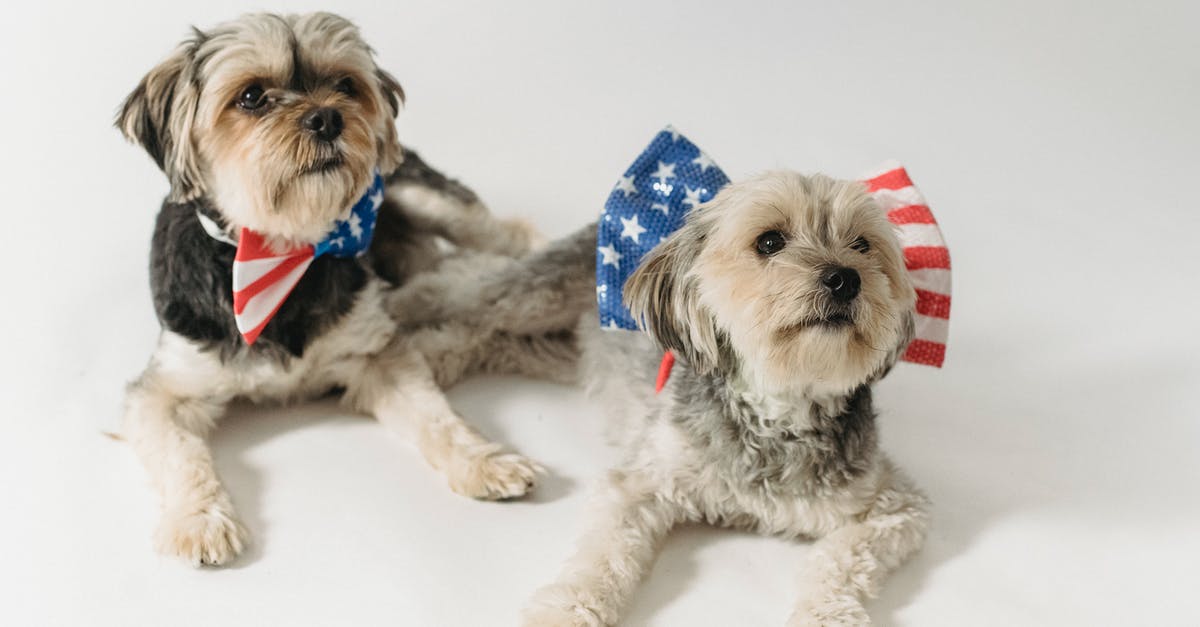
[115,12,565,567]
[401,171,930,624]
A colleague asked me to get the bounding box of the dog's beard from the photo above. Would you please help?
[698,243,910,395]
[203,108,378,244]
[744,295,906,394]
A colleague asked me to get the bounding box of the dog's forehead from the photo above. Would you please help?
[290,13,374,74]
[712,173,878,241]
[199,13,372,88]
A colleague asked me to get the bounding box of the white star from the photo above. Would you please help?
[604,319,620,330]
[614,174,637,197]
[369,188,383,209]
[330,236,345,249]
[665,125,681,141]
[692,152,716,172]
[652,203,670,215]
[682,186,704,210]
[619,215,647,243]
[650,161,676,185]
[348,212,363,240]
[596,284,608,299]
[598,244,622,268]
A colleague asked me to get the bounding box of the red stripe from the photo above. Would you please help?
[235,229,276,260]
[655,352,676,393]
[887,204,936,225]
[904,246,951,270]
[902,339,945,367]
[232,253,310,314]
[864,168,912,192]
[240,317,271,345]
[915,289,951,319]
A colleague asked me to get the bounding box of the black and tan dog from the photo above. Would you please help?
[117,12,571,566]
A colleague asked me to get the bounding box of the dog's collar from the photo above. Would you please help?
[192,171,385,345]
[196,210,237,246]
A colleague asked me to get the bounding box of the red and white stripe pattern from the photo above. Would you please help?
[232,230,317,345]
[862,162,950,367]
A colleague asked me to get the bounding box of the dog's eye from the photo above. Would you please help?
[334,78,356,96]
[237,85,267,110]
[850,236,871,253]
[755,230,787,256]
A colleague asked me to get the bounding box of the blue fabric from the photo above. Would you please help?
[597,127,729,330]
[314,170,384,258]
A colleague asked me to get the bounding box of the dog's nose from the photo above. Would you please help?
[822,267,861,302]
[302,107,343,142]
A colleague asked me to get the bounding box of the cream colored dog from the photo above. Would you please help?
[400,170,930,624]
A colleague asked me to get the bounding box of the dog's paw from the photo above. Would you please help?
[155,499,247,567]
[787,595,871,627]
[521,604,603,627]
[446,449,543,500]
[521,587,606,627]
[502,217,547,254]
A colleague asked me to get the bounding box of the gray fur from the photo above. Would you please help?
[387,222,599,337]
[387,148,479,205]
[669,375,879,502]
[439,171,934,625]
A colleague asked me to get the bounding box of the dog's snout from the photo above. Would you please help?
[302,107,344,142]
[821,267,861,302]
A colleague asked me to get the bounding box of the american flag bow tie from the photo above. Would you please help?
[226,171,384,345]
[597,127,950,369]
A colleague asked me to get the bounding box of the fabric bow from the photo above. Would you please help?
[197,171,385,345]
[596,127,950,388]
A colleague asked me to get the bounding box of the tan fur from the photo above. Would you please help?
[523,172,927,625]
[117,12,555,567]
[630,171,916,396]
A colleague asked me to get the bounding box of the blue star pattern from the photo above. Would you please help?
[314,170,384,258]
[597,126,730,330]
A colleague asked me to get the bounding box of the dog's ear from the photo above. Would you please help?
[868,309,915,383]
[116,36,204,201]
[624,223,725,374]
[373,68,405,174]
[375,68,405,117]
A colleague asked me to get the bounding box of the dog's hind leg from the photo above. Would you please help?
[386,149,540,258]
[522,469,681,626]
[387,222,598,337]
[345,342,542,499]
[472,331,579,385]
[122,354,244,566]
[788,460,930,626]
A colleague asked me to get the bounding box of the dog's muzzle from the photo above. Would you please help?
[821,267,860,303]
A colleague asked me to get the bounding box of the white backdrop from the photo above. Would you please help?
[3,1,1198,625]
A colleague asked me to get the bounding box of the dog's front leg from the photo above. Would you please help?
[123,366,244,566]
[523,470,680,626]
[345,344,542,499]
[788,462,930,626]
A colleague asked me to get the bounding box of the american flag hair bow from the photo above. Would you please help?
[597,127,950,375]
[861,162,951,367]
[210,171,384,345]
[596,126,729,331]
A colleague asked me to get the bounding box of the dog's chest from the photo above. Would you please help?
[150,200,377,359]
[658,379,881,530]
[659,420,882,537]
[239,281,396,399]
[157,280,396,402]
